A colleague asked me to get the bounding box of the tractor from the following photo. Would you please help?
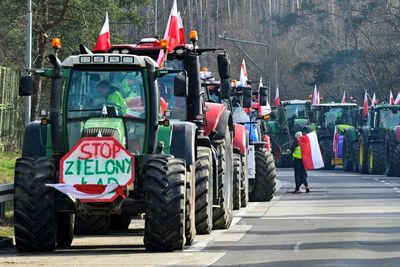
[344,104,400,175]
[112,33,235,233]
[265,100,312,167]
[310,103,358,170]
[15,40,196,251]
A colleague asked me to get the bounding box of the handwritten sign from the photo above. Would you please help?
[59,137,134,201]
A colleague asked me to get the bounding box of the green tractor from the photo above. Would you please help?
[310,103,358,170]
[344,104,400,175]
[265,100,312,167]
[15,45,197,251]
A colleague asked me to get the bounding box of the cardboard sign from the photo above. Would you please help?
[59,137,134,201]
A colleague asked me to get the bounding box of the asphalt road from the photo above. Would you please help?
[1,168,400,266]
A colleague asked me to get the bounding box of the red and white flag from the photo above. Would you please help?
[93,12,111,52]
[157,0,185,66]
[312,84,318,104]
[362,91,368,120]
[178,12,186,44]
[298,131,324,170]
[274,84,280,106]
[332,126,339,157]
[239,59,248,86]
[371,93,376,107]
[258,77,271,116]
[390,90,395,105]
[341,91,346,103]
[395,92,400,105]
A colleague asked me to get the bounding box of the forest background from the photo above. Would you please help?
[1,0,400,121]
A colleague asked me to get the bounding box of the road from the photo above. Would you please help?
[1,168,400,266]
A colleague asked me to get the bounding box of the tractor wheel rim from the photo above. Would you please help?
[359,142,364,166]
[369,149,373,171]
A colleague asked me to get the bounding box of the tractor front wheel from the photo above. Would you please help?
[320,139,334,170]
[368,143,385,174]
[233,153,242,210]
[250,148,276,202]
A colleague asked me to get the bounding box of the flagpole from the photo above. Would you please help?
[154,0,157,35]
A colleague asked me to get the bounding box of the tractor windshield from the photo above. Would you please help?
[158,73,187,120]
[323,107,356,127]
[379,109,400,128]
[67,69,146,119]
[283,104,307,120]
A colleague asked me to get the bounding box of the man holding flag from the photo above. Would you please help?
[290,131,310,194]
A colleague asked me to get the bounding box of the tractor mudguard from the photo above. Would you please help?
[393,126,400,144]
[233,124,247,155]
[344,127,358,143]
[21,121,48,157]
[196,135,211,149]
[204,102,227,138]
[170,121,197,165]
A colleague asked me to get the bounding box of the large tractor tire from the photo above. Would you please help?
[320,139,335,170]
[56,214,74,247]
[233,153,242,210]
[213,128,233,230]
[240,153,249,208]
[358,136,369,174]
[343,130,354,172]
[74,214,111,235]
[184,167,196,246]
[385,132,400,176]
[368,143,385,174]
[109,214,132,231]
[250,148,276,202]
[353,141,360,172]
[144,156,186,251]
[14,157,57,252]
[195,146,213,234]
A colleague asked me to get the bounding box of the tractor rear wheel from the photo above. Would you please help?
[250,148,276,202]
[320,139,334,170]
[56,214,74,247]
[352,141,360,172]
[213,128,233,230]
[343,130,354,172]
[14,157,57,252]
[385,132,400,176]
[195,146,213,234]
[110,214,132,230]
[144,156,186,251]
[74,214,110,235]
[233,153,242,210]
[368,143,385,174]
[359,136,369,174]
[240,153,249,208]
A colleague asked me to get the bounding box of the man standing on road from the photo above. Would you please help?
[291,131,310,194]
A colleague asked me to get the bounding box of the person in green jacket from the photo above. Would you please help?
[96,80,129,115]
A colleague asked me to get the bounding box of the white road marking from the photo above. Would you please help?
[293,241,301,252]
[374,178,379,180]
[393,187,398,190]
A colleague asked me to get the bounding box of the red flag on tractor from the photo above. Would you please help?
[274,85,280,107]
[93,12,111,52]
[390,90,395,105]
[362,91,368,120]
[341,91,346,103]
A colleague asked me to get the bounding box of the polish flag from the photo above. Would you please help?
[93,12,111,52]
[258,77,271,116]
[395,92,400,105]
[332,126,339,157]
[362,91,368,120]
[274,84,280,107]
[390,90,395,105]
[371,93,376,107]
[157,0,184,66]
[312,84,318,104]
[298,131,324,170]
[178,12,186,44]
[239,59,248,86]
[341,91,346,103]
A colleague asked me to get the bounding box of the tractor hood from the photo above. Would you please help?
[81,118,126,146]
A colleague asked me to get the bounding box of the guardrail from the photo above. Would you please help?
[0,183,13,218]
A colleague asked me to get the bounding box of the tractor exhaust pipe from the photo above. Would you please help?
[49,54,64,160]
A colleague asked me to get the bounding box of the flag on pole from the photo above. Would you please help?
[395,92,400,105]
[362,90,368,120]
[274,84,280,107]
[93,12,111,52]
[298,131,324,170]
[332,126,339,157]
[390,90,395,105]
[341,91,346,103]
[157,0,184,66]
[312,84,318,104]
[258,77,271,116]
[238,59,248,86]
[317,91,320,104]
[178,12,186,44]
[371,93,376,107]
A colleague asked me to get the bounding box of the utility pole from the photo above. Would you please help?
[218,32,271,103]
[24,0,32,125]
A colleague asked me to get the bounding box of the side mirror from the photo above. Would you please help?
[217,53,230,80]
[173,71,188,97]
[259,86,268,106]
[220,79,231,99]
[19,76,33,96]
[243,87,252,108]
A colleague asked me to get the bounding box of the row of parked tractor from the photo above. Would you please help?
[14,32,278,252]
[265,99,400,177]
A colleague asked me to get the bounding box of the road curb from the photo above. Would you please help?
[0,237,13,249]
